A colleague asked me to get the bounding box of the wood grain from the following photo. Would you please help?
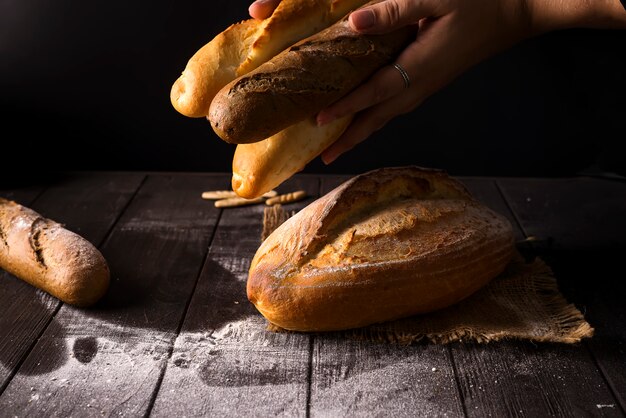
[498,177,626,414]
[150,176,318,417]
[451,178,622,416]
[0,172,144,395]
[0,171,624,416]
[0,174,225,416]
[311,336,464,416]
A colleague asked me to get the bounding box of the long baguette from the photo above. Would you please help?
[209,3,415,144]
[247,166,515,332]
[170,0,370,118]
[0,198,110,307]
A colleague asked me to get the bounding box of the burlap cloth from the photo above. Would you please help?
[261,206,594,345]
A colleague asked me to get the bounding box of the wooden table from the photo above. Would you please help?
[1,170,625,417]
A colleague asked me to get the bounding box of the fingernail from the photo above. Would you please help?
[350,9,375,30]
[317,112,335,126]
[321,153,335,165]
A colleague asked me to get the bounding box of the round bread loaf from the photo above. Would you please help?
[247,166,516,332]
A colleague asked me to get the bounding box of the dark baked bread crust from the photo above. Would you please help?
[247,166,516,332]
[209,6,416,144]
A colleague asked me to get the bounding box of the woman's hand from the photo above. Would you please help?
[249,0,626,164]
[316,0,536,164]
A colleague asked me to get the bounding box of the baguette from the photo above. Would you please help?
[247,166,515,332]
[231,115,352,198]
[170,0,371,118]
[209,3,416,144]
[0,198,110,307]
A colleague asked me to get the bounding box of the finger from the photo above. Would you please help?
[350,0,444,33]
[317,62,411,126]
[318,24,436,127]
[321,14,465,127]
[320,110,389,165]
[248,0,281,20]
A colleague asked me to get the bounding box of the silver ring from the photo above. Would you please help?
[392,63,411,89]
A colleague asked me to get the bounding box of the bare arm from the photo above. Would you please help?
[248,0,626,164]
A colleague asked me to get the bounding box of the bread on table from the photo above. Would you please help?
[0,198,110,307]
[247,166,516,332]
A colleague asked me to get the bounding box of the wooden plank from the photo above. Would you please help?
[0,185,44,206]
[0,172,144,395]
[459,177,524,241]
[0,173,226,417]
[309,174,465,417]
[498,177,626,413]
[150,175,319,417]
[497,177,626,327]
[311,336,464,417]
[496,177,626,250]
[448,178,623,416]
[453,340,621,417]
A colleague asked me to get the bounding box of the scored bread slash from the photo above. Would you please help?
[202,189,277,200]
[215,196,265,208]
[265,190,307,206]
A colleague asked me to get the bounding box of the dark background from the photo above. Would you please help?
[1,0,625,186]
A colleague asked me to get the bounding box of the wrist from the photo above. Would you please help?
[528,0,626,34]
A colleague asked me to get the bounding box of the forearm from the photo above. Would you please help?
[529,0,626,34]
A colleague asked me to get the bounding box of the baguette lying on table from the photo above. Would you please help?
[247,166,516,332]
[0,198,110,307]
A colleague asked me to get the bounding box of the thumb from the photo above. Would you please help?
[349,0,438,33]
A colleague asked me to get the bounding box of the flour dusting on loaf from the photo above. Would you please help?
[247,166,515,332]
[0,198,110,307]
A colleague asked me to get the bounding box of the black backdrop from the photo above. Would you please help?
[2,0,625,186]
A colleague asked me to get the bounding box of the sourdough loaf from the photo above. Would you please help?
[0,198,110,307]
[247,166,515,332]
[209,1,416,144]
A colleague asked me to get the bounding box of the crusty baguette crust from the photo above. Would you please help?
[0,198,110,307]
[247,166,515,332]
[170,19,258,118]
[171,0,370,118]
[209,6,416,144]
[232,115,352,199]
